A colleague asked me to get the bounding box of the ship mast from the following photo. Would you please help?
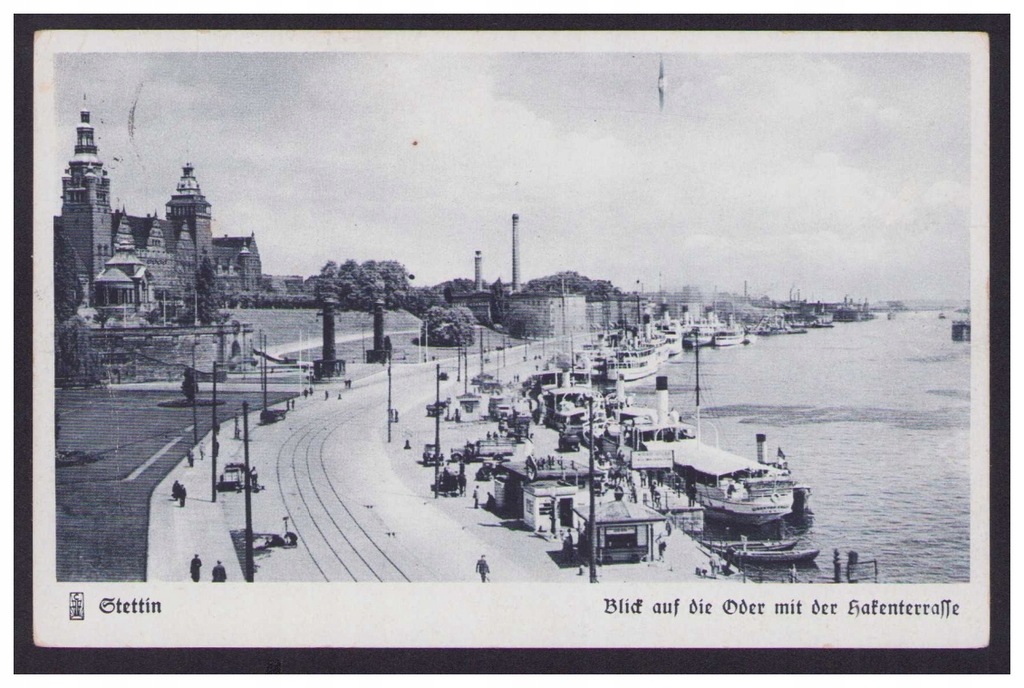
[695,342,701,451]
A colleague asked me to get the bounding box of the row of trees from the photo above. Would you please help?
[520,271,622,300]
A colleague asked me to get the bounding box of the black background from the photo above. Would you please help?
[14,13,1010,674]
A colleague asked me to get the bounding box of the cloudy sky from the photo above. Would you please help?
[46,39,977,302]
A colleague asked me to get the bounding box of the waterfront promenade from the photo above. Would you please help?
[147,344,714,584]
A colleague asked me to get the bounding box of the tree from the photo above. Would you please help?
[55,316,96,386]
[195,256,221,325]
[522,271,621,300]
[316,259,412,312]
[423,306,477,347]
[182,367,198,402]
[402,286,444,318]
[54,229,83,323]
[490,278,509,326]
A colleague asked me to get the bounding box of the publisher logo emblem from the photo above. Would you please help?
[69,592,85,620]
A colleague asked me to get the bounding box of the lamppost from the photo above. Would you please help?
[191,337,199,448]
[241,401,255,582]
[588,396,598,583]
[433,363,441,498]
[387,354,393,443]
[211,360,218,503]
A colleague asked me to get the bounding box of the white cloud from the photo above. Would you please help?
[49,49,973,301]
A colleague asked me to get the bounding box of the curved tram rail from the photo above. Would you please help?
[272,407,412,582]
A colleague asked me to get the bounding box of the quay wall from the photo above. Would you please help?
[86,323,254,384]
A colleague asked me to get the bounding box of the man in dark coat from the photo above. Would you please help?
[475,555,490,582]
[212,561,227,582]
[190,554,202,582]
[178,484,187,508]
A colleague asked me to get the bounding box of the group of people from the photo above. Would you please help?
[189,554,227,582]
[171,481,187,507]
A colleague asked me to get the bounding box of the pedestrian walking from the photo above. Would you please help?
[212,561,227,582]
[475,555,490,582]
[178,484,187,508]
[658,539,667,561]
[325,390,329,401]
[458,472,467,496]
[187,450,194,468]
[473,487,479,509]
[172,481,182,501]
[190,554,202,582]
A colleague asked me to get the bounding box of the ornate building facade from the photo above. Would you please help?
[53,109,263,318]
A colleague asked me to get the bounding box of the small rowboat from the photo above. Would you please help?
[726,547,820,566]
[702,538,798,553]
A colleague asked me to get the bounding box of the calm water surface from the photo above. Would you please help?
[629,312,971,583]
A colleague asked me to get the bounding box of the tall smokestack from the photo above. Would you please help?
[756,433,767,464]
[616,372,625,403]
[474,250,483,292]
[511,213,520,292]
[656,376,669,425]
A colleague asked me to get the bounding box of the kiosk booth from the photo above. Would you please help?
[456,393,482,420]
[574,494,666,564]
[522,481,577,533]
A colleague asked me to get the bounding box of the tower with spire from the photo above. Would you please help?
[55,108,112,302]
[54,107,263,320]
[165,163,213,260]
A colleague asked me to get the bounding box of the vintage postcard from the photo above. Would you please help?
[31,27,993,651]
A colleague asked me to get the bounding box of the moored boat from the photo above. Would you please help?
[724,546,820,566]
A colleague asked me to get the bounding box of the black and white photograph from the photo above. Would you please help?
[27,24,998,652]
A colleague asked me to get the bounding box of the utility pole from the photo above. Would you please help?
[211,360,218,503]
[387,355,393,443]
[191,338,198,448]
[242,401,254,582]
[433,363,441,499]
[588,396,597,583]
[261,333,269,414]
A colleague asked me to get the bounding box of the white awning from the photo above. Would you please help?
[672,439,762,477]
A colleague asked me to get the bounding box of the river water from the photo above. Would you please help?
[628,312,972,583]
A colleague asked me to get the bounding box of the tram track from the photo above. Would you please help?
[272,403,411,582]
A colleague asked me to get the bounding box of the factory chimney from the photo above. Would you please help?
[474,250,483,292]
[656,376,669,425]
[756,433,767,464]
[511,213,520,292]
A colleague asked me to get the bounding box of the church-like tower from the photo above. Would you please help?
[165,163,213,262]
[56,109,112,300]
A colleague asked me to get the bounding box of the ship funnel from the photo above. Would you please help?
[616,372,625,402]
[756,433,767,464]
[655,376,669,425]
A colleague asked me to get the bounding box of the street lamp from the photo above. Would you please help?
[191,337,199,448]
[588,396,598,583]
[211,360,218,503]
[241,401,255,582]
[433,363,441,499]
[387,354,393,443]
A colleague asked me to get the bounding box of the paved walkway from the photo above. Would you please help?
[147,342,729,584]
